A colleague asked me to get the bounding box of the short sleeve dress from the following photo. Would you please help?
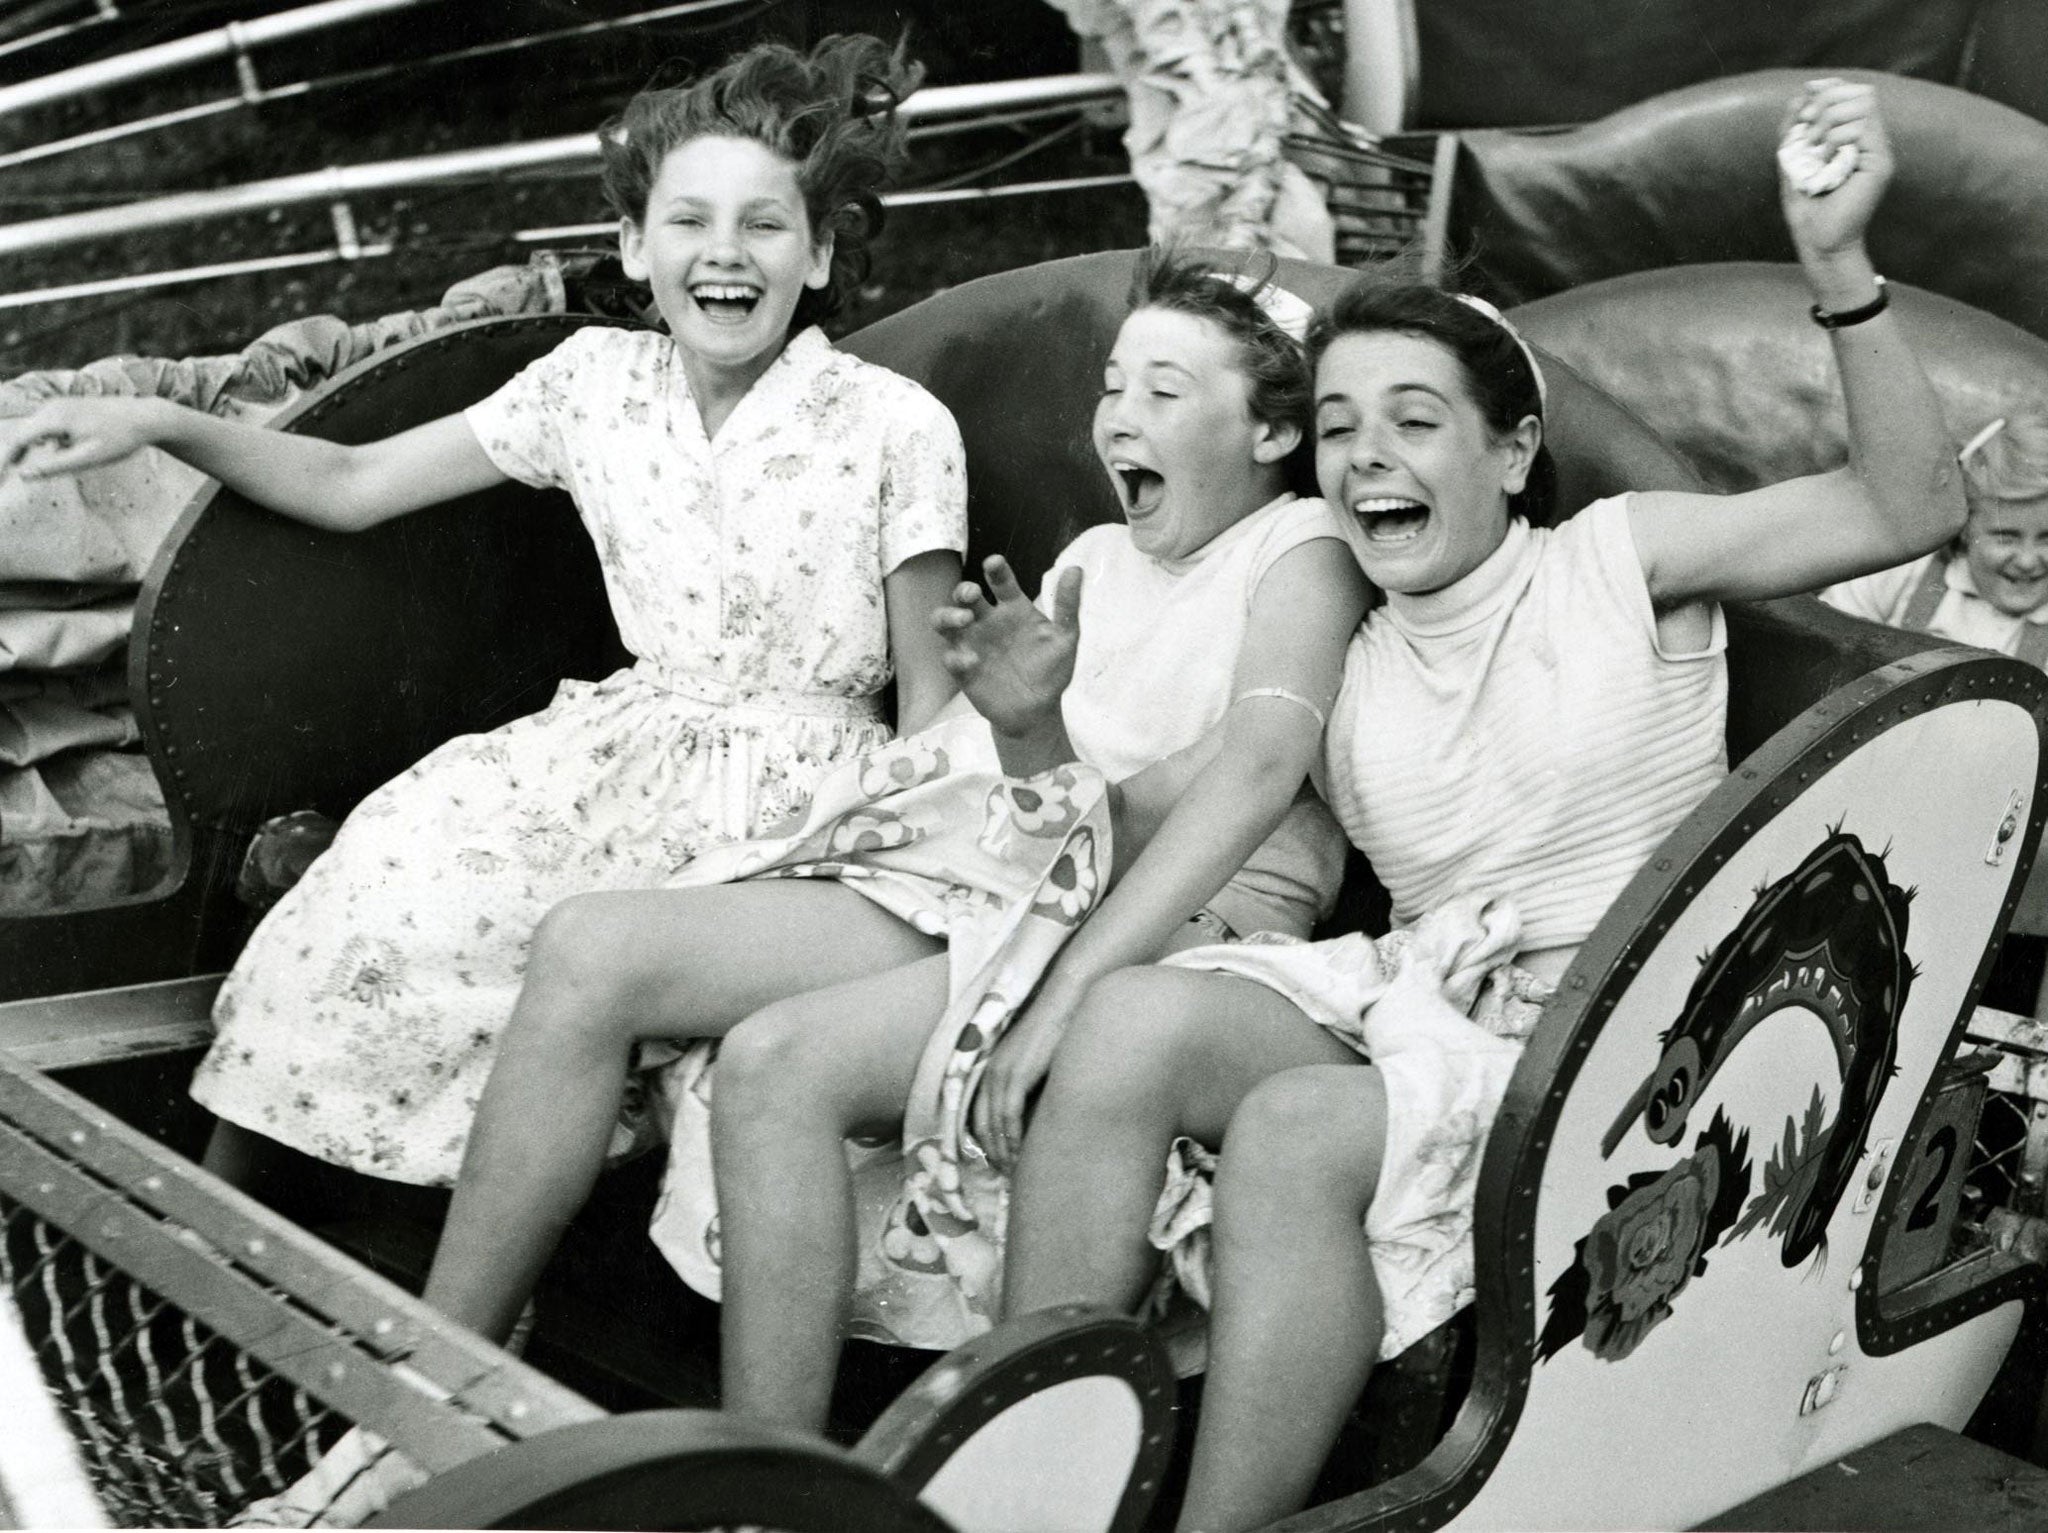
[190,325,968,1186]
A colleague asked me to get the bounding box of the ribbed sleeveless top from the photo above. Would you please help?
[1326,496,1728,954]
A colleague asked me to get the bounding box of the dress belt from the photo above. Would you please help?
[638,661,884,720]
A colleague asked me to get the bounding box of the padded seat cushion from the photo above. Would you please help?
[1455,70,2048,342]
[1512,264,2048,492]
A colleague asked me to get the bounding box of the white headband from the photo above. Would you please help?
[1227,271,1314,343]
[1452,292,1549,416]
[1960,417,2008,465]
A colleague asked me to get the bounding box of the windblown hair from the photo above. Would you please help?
[600,34,921,332]
[1127,248,1312,438]
[1305,280,1558,525]
[1963,413,2048,511]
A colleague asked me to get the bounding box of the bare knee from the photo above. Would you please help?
[526,893,652,1007]
[1221,1067,1386,1217]
[1040,966,1209,1114]
[714,1002,855,1139]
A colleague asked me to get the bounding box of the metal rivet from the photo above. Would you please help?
[508,1400,529,1419]
[246,1238,266,1256]
[142,1176,162,1192]
[373,1318,395,1337]
[327,1362,346,1381]
[67,1130,86,1145]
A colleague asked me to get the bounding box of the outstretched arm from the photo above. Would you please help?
[971,538,1369,1166]
[1629,79,1966,607]
[0,396,508,532]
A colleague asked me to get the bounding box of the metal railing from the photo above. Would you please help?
[0,0,446,120]
[0,1048,602,1527]
[0,71,1124,266]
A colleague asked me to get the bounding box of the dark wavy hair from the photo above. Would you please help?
[1305,279,1557,525]
[599,35,921,333]
[1126,248,1314,488]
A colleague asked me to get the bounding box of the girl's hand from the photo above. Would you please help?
[0,397,168,480]
[969,986,1080,1173]
[1778,78,1894,266]
[932,555,1082,741]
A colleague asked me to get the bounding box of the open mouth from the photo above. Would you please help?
[1352,496,1430,545]
[689,282,762,322]
[1113,462,1166,516]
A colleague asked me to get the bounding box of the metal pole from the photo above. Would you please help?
[0,0,444,119]
[0,74,1122,262]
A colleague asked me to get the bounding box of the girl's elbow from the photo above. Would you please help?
[1896,463,1969,558]
[1231,739,1315,807]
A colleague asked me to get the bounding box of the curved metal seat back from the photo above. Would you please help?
[1455,69,2048,342]
[136,313,626,838]
[0,315,626,999]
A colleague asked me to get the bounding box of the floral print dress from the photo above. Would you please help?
[190,326,967,1186]
[645,709,1115,1350]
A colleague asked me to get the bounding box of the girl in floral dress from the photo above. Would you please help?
[0,36,968,1191]
[992,81,1971,1532]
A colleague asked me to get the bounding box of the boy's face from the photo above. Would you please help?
[1964,495,2048,618]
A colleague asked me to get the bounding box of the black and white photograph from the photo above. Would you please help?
[4,4,2048,1529]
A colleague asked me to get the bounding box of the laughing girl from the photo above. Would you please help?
[0,36,969,1192]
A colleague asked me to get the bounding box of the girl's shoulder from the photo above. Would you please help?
[544,323,669,369]
[1531,493,1653,598]
[1054,519,1129,571]
[826,349,962,438]
[1260,494,1354,548]
[803,334,943,404]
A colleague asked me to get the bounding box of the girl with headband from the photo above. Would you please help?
[1823,413,2048,665]
[968,78,1962,1530]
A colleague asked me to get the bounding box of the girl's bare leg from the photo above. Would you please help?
[1179,1065,1388,1533]
[1004,966,1358,1317]
[421,882,942,1343]
[200,1118,284,1190]
[712,953,953,1429]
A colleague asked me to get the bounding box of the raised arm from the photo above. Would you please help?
[968,538,1369,1166]
[0,395,508,532]
[1628,79,1967,608]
